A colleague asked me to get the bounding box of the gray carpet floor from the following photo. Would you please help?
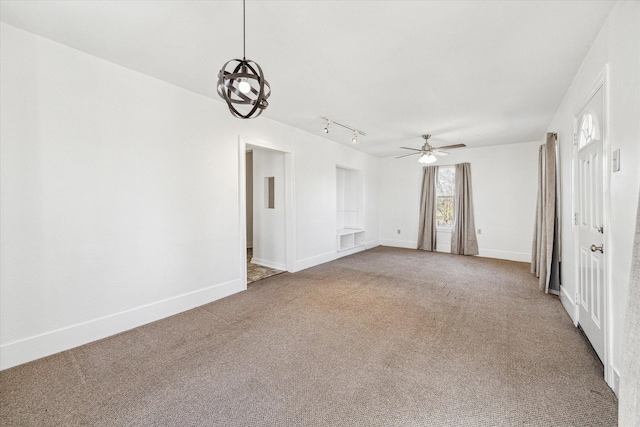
[1,246,618,426]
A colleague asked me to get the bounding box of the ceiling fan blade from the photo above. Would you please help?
[399,147,422,152]
[395,152,421,159]
[433,151,449,156]
[434,144,466,150]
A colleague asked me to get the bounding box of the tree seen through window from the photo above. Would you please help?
[436,166,455,227]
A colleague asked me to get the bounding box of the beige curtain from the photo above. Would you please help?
[450,163,478,255]
[417,166,438,251]
[531,133,557,293]
[619,190,640,426]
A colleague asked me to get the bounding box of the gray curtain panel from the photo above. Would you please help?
[450,162,478,255]
[532,144,545,278]
[619,190,640,427]
[417,166,438,251]
[531,133,557,293]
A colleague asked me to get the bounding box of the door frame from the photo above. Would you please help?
[238,136,297,291]
[571,65,612,386]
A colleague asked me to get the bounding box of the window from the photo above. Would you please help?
[436,166,455,228]
[265,177,275,209]
[579,113,597,148]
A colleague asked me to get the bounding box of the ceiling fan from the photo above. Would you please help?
[396,135,466,164]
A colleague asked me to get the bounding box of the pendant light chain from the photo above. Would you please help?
[243,0,246,60]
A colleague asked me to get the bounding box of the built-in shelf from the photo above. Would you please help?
[336,166,363,253]
[337,228,365,251]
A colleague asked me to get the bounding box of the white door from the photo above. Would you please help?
[576,87,605,362]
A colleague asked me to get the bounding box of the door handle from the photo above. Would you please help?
[590,244,604,254]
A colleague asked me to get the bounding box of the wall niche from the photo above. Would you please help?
[336,166,364,251]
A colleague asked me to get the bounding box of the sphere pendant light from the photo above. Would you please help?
[217,0,271,119]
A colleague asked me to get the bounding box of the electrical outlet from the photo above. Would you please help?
[397,229,401,234]
[477,228,482,235]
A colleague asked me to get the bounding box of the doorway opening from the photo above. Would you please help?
[238,137,296,290]
[245,149,284,284]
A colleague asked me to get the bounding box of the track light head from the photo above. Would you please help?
[321,117,365,143]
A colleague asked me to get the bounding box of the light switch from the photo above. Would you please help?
[612,149,620,172]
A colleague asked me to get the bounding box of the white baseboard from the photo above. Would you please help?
[478,248,530,262]
[336,244,367,258]
[610,366,620,397]
[296,250,338,272]
[365,239,381,250]
[251,258,286,271]
[381,241,529,263]
[0,279,242,371]
[560,284,574,305]
[295,240,380,272]
[560,284,577,325]
[436,244,451,253]
[379,238,417,249]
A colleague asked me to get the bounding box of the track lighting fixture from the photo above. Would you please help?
[217,0,271,119]
[320,116,365,143]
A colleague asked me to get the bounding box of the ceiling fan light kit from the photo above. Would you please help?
[418,153,437,164]
[217,0,270,119]
[396,134,466,164]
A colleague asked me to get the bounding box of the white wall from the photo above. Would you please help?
[380,140,540,262]
[251,148,286,270]
[546,0,640,392]
[0,23,381,369]
[294,140,381,269]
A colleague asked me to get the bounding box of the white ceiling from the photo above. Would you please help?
[0,1,616,157]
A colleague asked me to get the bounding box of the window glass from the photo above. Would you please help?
[579,113,596,148]
[436,166,455,228]
[265,177,275,209]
